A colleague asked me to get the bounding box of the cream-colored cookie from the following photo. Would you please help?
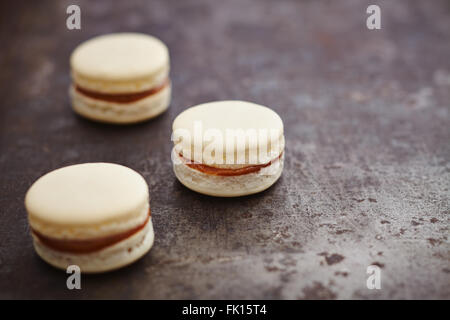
[25,163,154,273]
[171,101,285,197]
[69,33,171,124]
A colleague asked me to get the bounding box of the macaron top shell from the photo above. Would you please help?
[25,163,149,239]
[172,101,284,166]
[71,33,169,93]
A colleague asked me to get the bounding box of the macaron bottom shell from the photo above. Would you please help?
[70,82,171,124]
[173,153,284,197]
[32,218,154,273]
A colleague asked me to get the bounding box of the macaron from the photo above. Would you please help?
[69,33,171,124]
[25,163,154,273]
[171,101,285,197]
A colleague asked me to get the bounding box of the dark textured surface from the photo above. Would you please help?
[0,0,449,299]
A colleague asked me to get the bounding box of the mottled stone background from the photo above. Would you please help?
[0,0,449,299]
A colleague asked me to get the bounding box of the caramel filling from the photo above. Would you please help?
[32,209,151,254]
[76,79,169,103]
[180,153,283,176]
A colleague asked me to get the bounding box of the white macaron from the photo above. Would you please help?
[172,101,285,197]
[25,163,154,273]
[70,33,171,124]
